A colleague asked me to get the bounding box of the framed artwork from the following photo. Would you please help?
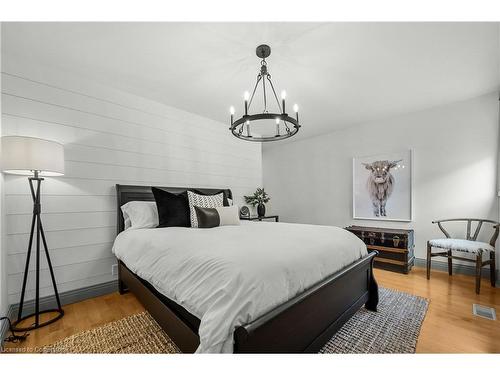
[352,149,413,222]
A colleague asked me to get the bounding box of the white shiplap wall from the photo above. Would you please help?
[1,58,262,305]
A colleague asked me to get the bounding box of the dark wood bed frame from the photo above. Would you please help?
[115,184,379,353]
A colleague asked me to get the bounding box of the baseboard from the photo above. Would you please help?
[414,257,499,285]
[1,280,117,346]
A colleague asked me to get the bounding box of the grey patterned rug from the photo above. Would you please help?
[320,287,429,353]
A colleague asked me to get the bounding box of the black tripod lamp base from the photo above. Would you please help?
[11,308,65,332]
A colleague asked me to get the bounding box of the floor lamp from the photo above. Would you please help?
[1,136,65,331]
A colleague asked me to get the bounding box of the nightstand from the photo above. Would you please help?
[240,215,279,222]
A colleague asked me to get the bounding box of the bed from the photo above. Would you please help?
[113,184,378,353]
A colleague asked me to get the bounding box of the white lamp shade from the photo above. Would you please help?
[1,136,65,176]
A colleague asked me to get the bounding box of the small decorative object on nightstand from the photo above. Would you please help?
[239,205,250,218]
[244,188,270,218]
[240,215,279,222]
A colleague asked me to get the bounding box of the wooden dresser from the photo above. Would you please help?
[345,226,415,274]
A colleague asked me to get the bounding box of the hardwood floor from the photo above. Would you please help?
[3,292,144,351]
[379,267,500,353]
[3,266,500,353]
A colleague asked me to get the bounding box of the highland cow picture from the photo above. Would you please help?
[353,150,412,222]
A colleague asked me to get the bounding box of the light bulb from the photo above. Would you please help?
[275,117,280,124]
[244,91,250,101]
[245,120,250,125]
[281,90,287,100]
[230,106,235,115]
[293,104,299,113]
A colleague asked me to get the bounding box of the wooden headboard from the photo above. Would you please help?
[115,184,233,234]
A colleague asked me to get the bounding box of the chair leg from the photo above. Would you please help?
[475,252,482,294]
[447,250,453,275]
[426,241,431,280]
[490,251,496,287]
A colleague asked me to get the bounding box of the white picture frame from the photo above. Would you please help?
[352,149,413,222]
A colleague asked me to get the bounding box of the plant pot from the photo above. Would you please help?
[257,203,266,217]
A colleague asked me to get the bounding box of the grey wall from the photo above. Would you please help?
[263,93,499,267]
[0,54,262,305]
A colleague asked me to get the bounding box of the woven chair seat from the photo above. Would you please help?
[429,238,494,254]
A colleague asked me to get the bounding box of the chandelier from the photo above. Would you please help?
[229,44,300,142]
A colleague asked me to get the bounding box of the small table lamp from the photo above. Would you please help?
[1,136,65,331]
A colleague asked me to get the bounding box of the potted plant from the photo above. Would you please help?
[244,188,270,217]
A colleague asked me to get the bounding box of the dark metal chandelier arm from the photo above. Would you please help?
[269,72,290,133]
[266,74,283,113]
[262,74,267,112]
[247,74,262,111]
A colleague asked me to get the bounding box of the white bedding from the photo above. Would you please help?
[112,221,367,353]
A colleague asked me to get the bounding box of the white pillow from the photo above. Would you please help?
[215,205,240,226]
[187,191,224,228]
[123,215,132,230]
[121,201,159,230]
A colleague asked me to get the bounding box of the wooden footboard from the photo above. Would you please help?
[233,251,378,353]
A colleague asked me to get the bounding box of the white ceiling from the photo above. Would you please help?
[2,22,499,140]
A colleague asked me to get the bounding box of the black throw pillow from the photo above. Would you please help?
[193,206,221,228]
[190,189,230,206]
[152,187,190,228]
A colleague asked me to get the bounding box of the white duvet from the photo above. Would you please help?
[112,221,367,353]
